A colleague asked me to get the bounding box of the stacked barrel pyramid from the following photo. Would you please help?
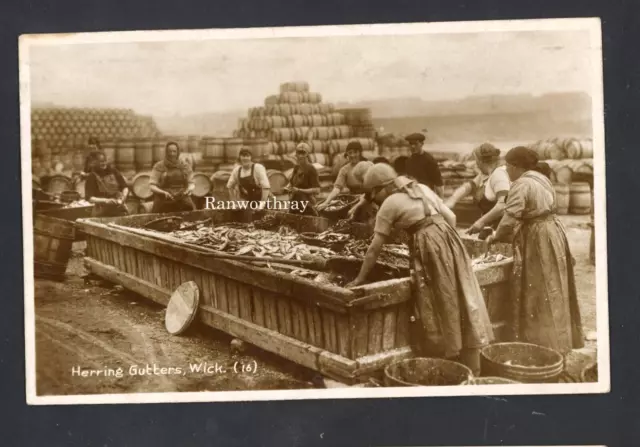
[232,81,377,167]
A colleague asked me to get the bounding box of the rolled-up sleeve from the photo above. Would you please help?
[149,163,162,187]
[494,180,527,241]
[490,168,511,195]
[254,163,271,189]
[374,198,398,236]
[226,167,239,189]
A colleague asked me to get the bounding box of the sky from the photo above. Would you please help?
[28,28,596,117]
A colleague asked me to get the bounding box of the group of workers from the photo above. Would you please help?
[71,133,584,374]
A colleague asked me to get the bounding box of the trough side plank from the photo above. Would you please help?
[251,288,265,327]
[216,275,228,313]
[262,291,279,332]
[321,309,338,354]
[226,280,240,317]
[350,310,369,359]
[381,307,398,351]
[335,314,351,359]
[237,283,254,323]
[277,297,293,337]
[367,310,384,355]
[395,302,411,348]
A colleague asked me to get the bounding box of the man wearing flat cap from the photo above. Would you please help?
[404,132,444,197]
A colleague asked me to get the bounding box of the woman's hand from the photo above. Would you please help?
[163,191,174,200]
[316,201,327,211]
[466,220,485,235]
[347,203,361,221]
[345,277,365,288]
[485,234,496,246]
[289,186,299,193]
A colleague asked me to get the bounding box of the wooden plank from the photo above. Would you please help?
[262,291,279,332]
[207,272,219,308]
[86,258,170,306]
[354,347,414,375]
[152,256,162,286]
[252,288,265,327]
[311,307,324,349]
[317,350,358,379]
[335,314,351,359]
[381,308,398,351]
[237,283,253,322]
[304,307,318,346]
[289,300,306,343]
[348,279,412,310]
[226,280,240,317]
[367,310,384,355]
[198,304,327,373]
[78,221,355,312]
[199,271,211,306]
[277,298,293,337]
[88,257,362,382]
[321,309,338,354]
[216,276,228,313]
[395,302,411,348]
[350,310,369,358]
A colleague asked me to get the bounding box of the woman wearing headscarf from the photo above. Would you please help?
[149,141,196,213]
[285,142,321,216]
[486,146,584,353]
[226,148,271,209]
[345,163,494,374]
[444,143,511,237]
[84,150,130,218]
[317,141,372,211]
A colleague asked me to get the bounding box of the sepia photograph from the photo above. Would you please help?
[20,18,608,405]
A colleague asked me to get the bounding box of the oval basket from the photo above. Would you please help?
[384,358,473,387]
[481,342,564,384]
[319,194,360,221]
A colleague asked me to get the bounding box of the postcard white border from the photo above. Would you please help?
[20,17,609,406]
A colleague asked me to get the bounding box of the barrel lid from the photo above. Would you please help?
[132,173,153,199]
[165,281,200,335]
[192,172,212,197]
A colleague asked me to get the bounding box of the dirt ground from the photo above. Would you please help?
[33,215,597,396]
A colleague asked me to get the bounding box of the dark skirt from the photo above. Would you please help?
[409,215,494,358]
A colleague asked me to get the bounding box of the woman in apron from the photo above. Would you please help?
[84,150,130,218]
[226,148,271,209]
[149,141,196,214]
[285,143,320,216]
[444,143,511,238]
[487,146,584,353]
[317,141,371,209]
[345,163,494,375]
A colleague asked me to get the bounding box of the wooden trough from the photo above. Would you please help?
[77,210,513,383]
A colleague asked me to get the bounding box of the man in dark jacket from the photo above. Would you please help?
[404,132,444,197]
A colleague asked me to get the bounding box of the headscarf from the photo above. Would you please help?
[505,146,539,170]
[154,141,192,177]
[534,161,552,180]
[473,143,501,163]
[295,142,313,164]
[352,160,374,185]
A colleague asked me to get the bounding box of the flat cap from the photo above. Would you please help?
[405,132,426,142]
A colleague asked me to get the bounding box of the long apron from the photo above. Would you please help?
[508,177,584,353]
[405,191,494,359]
[152,166,196,214]
[90,172,129,218]
[238,164,263,202]
[288,165,318,216]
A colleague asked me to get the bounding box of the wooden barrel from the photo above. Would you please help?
[131,172,153,200]
[297,103,313,115]
[554,161,573,184]
[308,115,325,127]
[287,115,305,128]
[481,343,563,383]
[101,139,116,164]
[265,141,278,156]
[265,116,287,128]
[201,137,224,164]
[569,182,592,215]
[310,153,328,166]
[280,81,310,93]
[46,174,72,196]
[152,139,167,164]
[314,127,331,141]
[266,169,288,195]
[33,214,76,280]
[580,139,594,158]
[210,170,232,201]
[279,141,297,156]
[331,139,351,154]
[135,138,153,170]
[294,127,310,142]
[192,172,212,198]
[279,92,302,104]
[187,136,200,153]
[354,138,376,151]
[554,183,570,215]
[307,92,322,104]
[310,140,326,153]
[244,139,267,160]
[564,138,583,159]
[223,138,242,162]
[116,138,135,172]
[327,112,345,126]
[276,104,293,117]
